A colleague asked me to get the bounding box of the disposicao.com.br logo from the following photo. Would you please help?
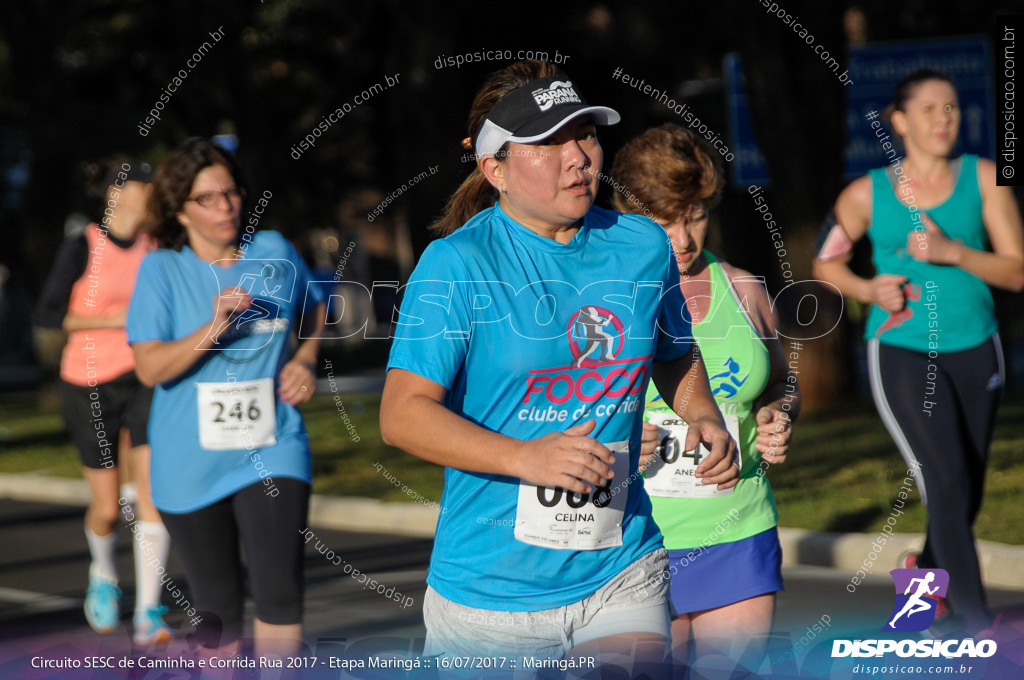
[831,568,998,660]
[831,638,996,659]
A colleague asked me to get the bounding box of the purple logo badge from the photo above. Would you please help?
[882,568,949,632]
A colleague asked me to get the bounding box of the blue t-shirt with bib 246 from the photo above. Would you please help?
[127,231,325,513]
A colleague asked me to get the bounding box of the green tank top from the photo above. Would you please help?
[864,154,996,352]
[644,253,778,548]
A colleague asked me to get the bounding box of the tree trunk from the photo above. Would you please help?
[737,1,852,410]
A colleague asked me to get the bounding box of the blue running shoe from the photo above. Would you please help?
[84,578,121,633]
[133,605,173,645]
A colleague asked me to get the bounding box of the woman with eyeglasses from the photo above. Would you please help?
[126,139,325,661]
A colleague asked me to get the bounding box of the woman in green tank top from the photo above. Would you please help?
[612,124,801,675]
[814,69,1024,637]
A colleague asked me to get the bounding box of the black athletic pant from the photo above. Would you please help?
[868,336,1003,632]
[160,478,310,648]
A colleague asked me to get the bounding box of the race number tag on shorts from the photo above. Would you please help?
[643,412,741,498]
[197,378,276,450]
[514,440,629,551]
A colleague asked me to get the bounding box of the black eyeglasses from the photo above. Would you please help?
[186,187,245,209]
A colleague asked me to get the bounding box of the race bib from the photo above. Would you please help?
[514,440,629,550]
[643,411,741,498]
[197,378,276,450]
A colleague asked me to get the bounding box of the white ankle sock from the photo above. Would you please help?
[133,521,171,614]
[120,482,138,504]
[85,528,118,584]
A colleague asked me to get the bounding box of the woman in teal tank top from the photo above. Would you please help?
[612,124,801,675]
[814,69,1024,637]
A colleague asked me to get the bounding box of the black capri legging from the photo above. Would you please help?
[161,478,310,647]
[868,335,1003,632]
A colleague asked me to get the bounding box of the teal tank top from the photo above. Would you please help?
[644,253,779,548]
[864,154,996,352]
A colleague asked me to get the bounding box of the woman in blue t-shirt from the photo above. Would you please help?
[380,60,739,672]
[814,69,1024,636]
[126,139,325,660]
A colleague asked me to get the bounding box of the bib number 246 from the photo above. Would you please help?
[197,378,276,451]
[212,399,262,423]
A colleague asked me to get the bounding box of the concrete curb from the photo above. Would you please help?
[308,494,438,537]
[776,527,1024,591]
[0,473,441,537]
[3,473,1022,590]
[0,473,92,506]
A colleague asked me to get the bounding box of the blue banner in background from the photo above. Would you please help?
[726,36,995,187]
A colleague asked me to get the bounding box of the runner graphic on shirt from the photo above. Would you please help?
[571,306,616,368]
[209,261,293,347]
[709,357,749,399]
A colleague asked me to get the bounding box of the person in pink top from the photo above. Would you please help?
[35,158,172,645]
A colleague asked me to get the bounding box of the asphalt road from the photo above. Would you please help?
[2,497,1023,679]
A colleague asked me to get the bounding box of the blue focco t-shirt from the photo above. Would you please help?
[127,231,325,513]
[387,203,693,611]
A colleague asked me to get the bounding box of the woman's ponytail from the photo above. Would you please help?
[428,59,561,237]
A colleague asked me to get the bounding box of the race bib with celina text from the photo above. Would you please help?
[514,440,629,550]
